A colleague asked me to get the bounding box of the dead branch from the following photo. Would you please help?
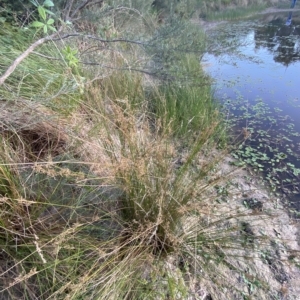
[0,28,150,87]
[71,0,104,18]
[53,32,147,47]
[0,32,59,86]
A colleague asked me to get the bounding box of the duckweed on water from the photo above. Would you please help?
[223,97,300,198]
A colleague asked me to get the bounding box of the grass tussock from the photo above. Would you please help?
[0,2,299,299]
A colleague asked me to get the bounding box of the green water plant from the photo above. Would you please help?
[223,94,300,199]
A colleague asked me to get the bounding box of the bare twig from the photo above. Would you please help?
[71,0,104,18]
[0,23,197,86]
[63,0,104,21]
[28,51,160,78]
[31,51,62,61]
[53,32,147,47]
[64,0,75,21]
[70,0,90,18]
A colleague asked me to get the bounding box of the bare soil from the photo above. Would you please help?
[215,157,300,299]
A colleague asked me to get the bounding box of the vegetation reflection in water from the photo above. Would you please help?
[203,10,300,213]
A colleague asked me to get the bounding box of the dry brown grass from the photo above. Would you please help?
[1,79,299,299]
[0,100,68,162]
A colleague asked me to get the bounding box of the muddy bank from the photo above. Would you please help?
[210,157,300,299]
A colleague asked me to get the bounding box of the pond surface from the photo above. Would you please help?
[202,9,300,212]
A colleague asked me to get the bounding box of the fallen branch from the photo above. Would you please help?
[0,30,150,87]
[0,32,58,86]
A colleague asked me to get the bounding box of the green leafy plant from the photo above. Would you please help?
[224,93,300,198]
[31,0,56,34]
[62,45,79,69]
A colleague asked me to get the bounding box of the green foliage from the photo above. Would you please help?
[0,0,37,26]
[62,45,79,69]
[148,54,224,139]
[31,0,56,34]
[0,24,81,112]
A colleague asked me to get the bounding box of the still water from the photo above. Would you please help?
[202,10,300,211]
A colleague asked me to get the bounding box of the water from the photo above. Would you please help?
[202,10,300,211]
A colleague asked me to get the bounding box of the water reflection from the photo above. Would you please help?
[254,12,300,66]
[202,10,300,212]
